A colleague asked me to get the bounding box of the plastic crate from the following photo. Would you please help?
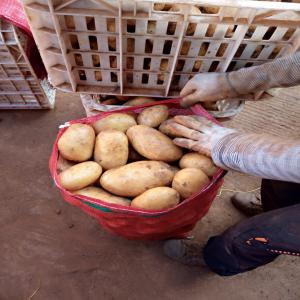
[23,0,300,98]
[0,19,54,109]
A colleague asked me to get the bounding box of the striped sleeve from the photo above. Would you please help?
[229,52,300,95]
[211,133,300,183]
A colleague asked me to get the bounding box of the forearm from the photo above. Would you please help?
[228,52,300,95]
[212,133,300,183]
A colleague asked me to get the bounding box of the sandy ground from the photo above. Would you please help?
[0,90,299,300]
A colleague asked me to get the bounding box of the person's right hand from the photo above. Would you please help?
[166,115,236,157]
[180,73,238,108]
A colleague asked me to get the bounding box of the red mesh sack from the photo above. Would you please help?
[49,99,225,240]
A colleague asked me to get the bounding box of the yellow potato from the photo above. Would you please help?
[169,4,201,14]
[172,168,209,198]
[179,153,217,177]
[147,20,156,34]
[116,96,131,101]
[160,59,168,71]
[137,105,169,127]
[100,161,175,197]
[94,130,128,169]
[199,6,219,14]
[107,19,115,32]
[108,36,116,51]
[74,186,131,206]
[93,113,136,134]
[101,98,119,105]
[59,161,102,191]
[202,101,218,111]
[158,118,177,137]
[127,125,183,161]
[153,3,165,10]
[124,97,155,106]
[58,124,95,162]
[131,187,180,210]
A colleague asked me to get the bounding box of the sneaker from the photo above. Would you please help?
[163,239,205,266]
[231,192,263,216]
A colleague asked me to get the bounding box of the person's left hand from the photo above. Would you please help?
[167,115,236,157]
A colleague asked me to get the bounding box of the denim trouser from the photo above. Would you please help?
[203,180,300,276]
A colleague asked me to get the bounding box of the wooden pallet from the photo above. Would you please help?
[23,0,300,97]
[0,19,54,109]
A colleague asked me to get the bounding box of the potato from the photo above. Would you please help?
[179,153,217,177]
[95,71,102,81]
[116,96,131,101]
[57,155,75,173]
[100,161,175,197]
[74,186,131,206]
[193,60,202,71]
[101,98,119,105]
[94,130,128,169]
[108,36,116,51]
[158,118,178,137]
[92,54,100,67]
[107,19,115,32]
[131,187,180,210]
[124,97,154,106]
[127,125,183,161]
[160,59,168,71]
[147,20,156,34]
[153,3,165,10]
[172,168,209,198]
[59,161,102,191]
[202,101,218,111]
[58,124,95,162]
[198,6,219,14]
[93,113,136,134]
[137,105,169,127]
[169,4,201,14]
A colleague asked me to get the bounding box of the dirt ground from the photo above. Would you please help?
[0,90,299,300]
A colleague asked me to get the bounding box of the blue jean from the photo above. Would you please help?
[203,180,300,276]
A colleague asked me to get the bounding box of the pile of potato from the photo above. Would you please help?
[57,105,217,211]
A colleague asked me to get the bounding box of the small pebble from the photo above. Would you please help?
[68,224,74,229]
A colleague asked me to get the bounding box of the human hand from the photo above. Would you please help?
[167,115,236,157]
[180,73,238,108]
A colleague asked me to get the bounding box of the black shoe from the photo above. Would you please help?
[231,192,263,216]
[163,239,205,266]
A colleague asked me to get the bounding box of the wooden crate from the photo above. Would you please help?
[0,19,54,109]
[23,0,300,98]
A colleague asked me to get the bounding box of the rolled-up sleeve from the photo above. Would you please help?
[229,52,300,95]
[212,133,300,183]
